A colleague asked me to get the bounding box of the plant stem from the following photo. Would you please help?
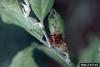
[41,22,51,48]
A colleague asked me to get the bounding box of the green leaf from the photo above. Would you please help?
[48,9,64,35]
[95,52,100,63]
[0,0,20,10]
[29,0,54,21]
[0,0,44,42]
[10,43,70,67]
[34,44,70,67]
[78,37,100,63]
[9,45,38,67]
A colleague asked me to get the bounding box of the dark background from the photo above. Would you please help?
[0,0,100,67]
[54,0,100,59]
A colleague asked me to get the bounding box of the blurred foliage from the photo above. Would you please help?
[78,36,100,66]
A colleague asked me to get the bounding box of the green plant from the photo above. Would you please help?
[78,37,100,65]
[0,0,71,67]
[1,0,100,67]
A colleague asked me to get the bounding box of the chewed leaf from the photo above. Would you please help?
[29,0,54,21]
[48,9,64,35]
[0,1,43,42]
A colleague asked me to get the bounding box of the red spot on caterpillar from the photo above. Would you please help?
[49,33,63,44]
[49,32,68,50]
